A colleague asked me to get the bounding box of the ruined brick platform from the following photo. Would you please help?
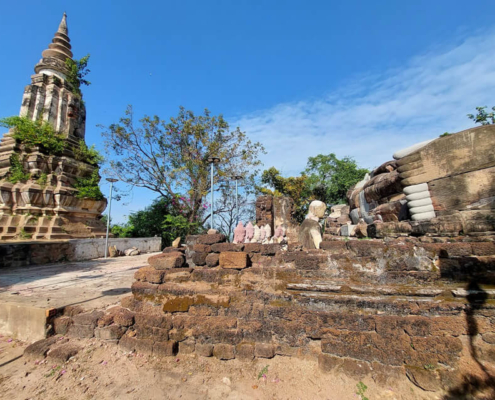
[47,233,495,393]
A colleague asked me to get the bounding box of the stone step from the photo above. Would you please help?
[286,281,495,299]
[290,290,468,316]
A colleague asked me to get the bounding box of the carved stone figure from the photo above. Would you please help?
[263,223,272,244]
[259,225,266,242]
[298,200,326,249]
[233,221,246,244]
[245,222,254,243]
[251,224,261,243]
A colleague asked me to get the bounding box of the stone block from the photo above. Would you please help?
[163,246,185,253]
[164,270,193,282]
[63,305,84,317]
[254,343,275,359]
[319,241,347,253]
[162,295,195,312]
[53,316,73,334]
[153,340,178,357]
[134,338,154,355]
[47,343,81,363]
[211,243,244,253]
[196,234,226,245]
[260,244,282,255]
[134,266,166,284]
[72,310,104,328]
[135,325,169,341]
[318,353,343,372]
[193,244,211,253]
[148,252,185,269]
[471,242,495,256]
[340,224,356,237]
[24,336,60,360]
[119,335,137,352]
[219,252,248,269]
[131,281,159,297]
[347,240,385,257]
[236,343,255,360]
[196,343,214,357]
[244,243,262,253]
[206,253,220,268]
[179,338,196,354]
[294,253,327,270]
[355,222,368,238]
[192,252,208,266]
[482,333,495,344]
[405,366,442,392]
[337,214,351,224]
[68,324,95,339]
[97,313,114,327]
[213,343,235,360]
[95,325,127,341]
[368,221,412,238]
[437,243,473,258]
[134,313,171,329]
[275,344,300,357]
[113,309,134,327]
[339,358,373,379]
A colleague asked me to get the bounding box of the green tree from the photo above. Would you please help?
[303,153,369,205]
[258,154,368,221]
[107,196,202,247]
[467,106,495,125]
[101,106,265,225]
[257,167,310,221]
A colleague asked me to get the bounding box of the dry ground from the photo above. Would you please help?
[0,336,442,400]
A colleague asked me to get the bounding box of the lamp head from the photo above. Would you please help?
[207,156,221,164]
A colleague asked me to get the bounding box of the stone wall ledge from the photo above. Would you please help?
[0,237,161,268]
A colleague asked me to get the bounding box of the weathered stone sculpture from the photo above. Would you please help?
[245,221,254,243]
[263,223,272,243]
[233,221,245,244]
[394,125,495,226]
[0,14,107,240]
[298,200,326,249]
[259,225,266,242]
[251,224,261,243]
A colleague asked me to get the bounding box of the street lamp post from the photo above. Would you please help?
[207,157,220,230]
[232,175,243,225]
[104,178,118,258]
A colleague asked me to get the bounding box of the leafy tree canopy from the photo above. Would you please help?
[303,153,369,205]
[107,196,202,248]
[101,105,265,225]
[467,106,495,126]
[258,154,368,221]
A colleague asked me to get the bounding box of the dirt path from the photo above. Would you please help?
[0,336,440,400]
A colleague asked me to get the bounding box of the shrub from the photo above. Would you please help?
[0,116,65,155]
[8,154,30,184]
[73,140,104,166]
[74,169,105,200]
[65,54,91,98]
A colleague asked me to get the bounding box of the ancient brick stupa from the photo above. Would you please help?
[0,13,107,240]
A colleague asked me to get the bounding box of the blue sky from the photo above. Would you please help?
[1,1,494,222]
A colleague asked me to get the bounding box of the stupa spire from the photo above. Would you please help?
[58,12,68,35]
[34,12,73,76]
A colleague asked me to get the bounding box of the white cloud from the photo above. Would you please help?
[235,30,495,175]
